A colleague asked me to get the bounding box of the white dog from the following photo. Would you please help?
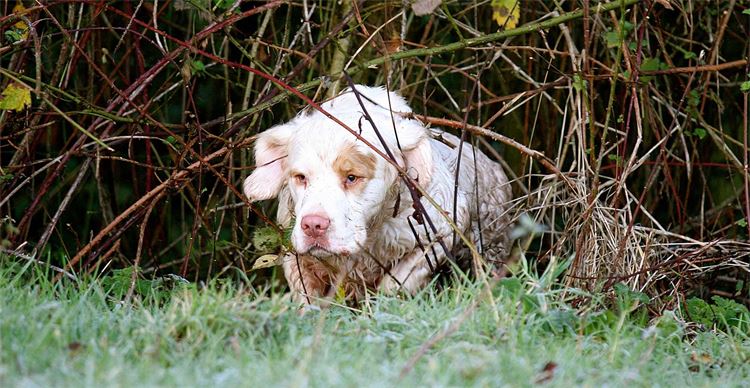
[244,85,511,303]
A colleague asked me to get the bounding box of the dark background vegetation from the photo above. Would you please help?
[1,0,749,306]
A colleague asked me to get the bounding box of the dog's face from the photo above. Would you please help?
[243,87,433,257]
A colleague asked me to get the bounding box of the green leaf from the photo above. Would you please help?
[214,0,235,10]
[283,217,295,249]
[639,57,662,83]
[0,83,31,112]
[711,296,750,327]
[743,9,750,15]
[688,89,700,106]
[692,127,707,140]
[497,277,523,298]
[191,60,206,72]
[252,226,282,253]
[685,296,750,330]
[614,283,649,305]
[685,297,714,326]
[641,58,659,71]
[4,29,25,43]
[735,218,748,228]
[101,267,189,302]
[741,81,750,93]
[572,74,587,92]
[654,311,682,338]
[608,154,624,167]
[604,31,620,48]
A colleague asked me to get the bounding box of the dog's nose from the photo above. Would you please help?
[301,214,330,237]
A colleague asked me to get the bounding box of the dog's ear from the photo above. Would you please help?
[399,120,433,189]
[243,122,297,201]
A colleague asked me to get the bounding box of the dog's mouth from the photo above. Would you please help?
[299,242,352,258]
[306,244,332,257]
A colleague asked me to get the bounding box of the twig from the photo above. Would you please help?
[124,195,160,304]
[640,59,749,75]
[56,136,260,281]
[35,159,91,255]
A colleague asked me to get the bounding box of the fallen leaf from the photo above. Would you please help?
[690,352,713,364]
[67,342,84,354]
[534,361,557,384]
[0,83,32,112]
[491,0,520,29]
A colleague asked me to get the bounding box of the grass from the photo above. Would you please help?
[1,259,749,387]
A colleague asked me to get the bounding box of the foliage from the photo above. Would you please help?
[685,296,750,331]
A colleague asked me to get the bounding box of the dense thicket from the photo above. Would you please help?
[1,0,748,305]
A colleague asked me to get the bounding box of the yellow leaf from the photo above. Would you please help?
[0,83,32,112]
[491,0,520,29]
[334,285,347,303]
[11,2,30,41]
[251,254,282,270]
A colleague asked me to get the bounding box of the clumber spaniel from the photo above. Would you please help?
[244,85,511,303]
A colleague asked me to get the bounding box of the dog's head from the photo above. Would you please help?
[243,86,433,257]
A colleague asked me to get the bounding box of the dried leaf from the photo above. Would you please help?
[67,342,83,352]
[534,361,558,384]
[491,0,520,29]
[690,352,713,364]
[411,0,441,16]
[384,37,402,54]
[251,254,282,270]
[654,0,673,10]
[335,285,347,303]
[0,83,32,112]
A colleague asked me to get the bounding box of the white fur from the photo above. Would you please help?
[244,85,512,303]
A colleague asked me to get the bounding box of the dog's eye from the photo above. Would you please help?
[294,174,307,185]
[345,175,359,185]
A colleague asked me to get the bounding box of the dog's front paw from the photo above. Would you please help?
[379,275,405,295]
